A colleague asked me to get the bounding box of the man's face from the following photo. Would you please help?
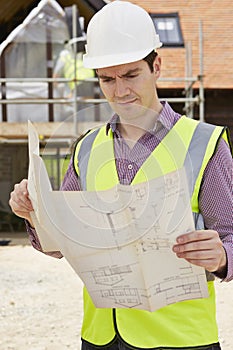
[96,58,161,121]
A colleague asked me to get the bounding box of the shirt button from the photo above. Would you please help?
[128,164,133,170]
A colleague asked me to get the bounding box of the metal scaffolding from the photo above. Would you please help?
[0,26,205,139]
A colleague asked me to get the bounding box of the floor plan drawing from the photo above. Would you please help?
[101,288,142,308]
[92,265,132,286]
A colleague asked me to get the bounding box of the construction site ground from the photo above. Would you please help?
[0,231,232,350]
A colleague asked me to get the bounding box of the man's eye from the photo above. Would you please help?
[127,74,138,79]
[102,78,114,83]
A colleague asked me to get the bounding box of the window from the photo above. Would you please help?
[150,13,184,47]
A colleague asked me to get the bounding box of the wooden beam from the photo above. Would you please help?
[0,121,101,140]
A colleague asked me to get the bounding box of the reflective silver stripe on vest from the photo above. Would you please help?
[183,122,214,231]
[183,121,216,198]
[78,128,100,190]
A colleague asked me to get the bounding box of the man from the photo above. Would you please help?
[53,40,95,117]
[9,1,232,349]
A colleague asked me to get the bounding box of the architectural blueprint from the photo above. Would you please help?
[28,121,209,312]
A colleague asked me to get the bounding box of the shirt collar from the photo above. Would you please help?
[105,101,181,135]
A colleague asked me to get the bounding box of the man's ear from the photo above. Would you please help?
[153,56,161,79]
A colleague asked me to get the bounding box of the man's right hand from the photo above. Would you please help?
[9,179,34,227]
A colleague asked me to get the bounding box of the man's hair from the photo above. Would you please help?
[143,51,158,72]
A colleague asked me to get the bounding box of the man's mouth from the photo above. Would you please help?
[115,98,137,105]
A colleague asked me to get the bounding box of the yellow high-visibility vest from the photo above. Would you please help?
[73,116,230,348]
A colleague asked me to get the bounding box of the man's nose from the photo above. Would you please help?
[115,77,130,97]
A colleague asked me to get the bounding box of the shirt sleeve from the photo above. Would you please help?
[26,158,81,258]
[199,138,233,281]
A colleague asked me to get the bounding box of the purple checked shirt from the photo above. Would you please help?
[28,102,233,281]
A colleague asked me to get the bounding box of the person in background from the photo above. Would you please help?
[9,1,232,349]
[53,39,95,118]
[53,40,95,98]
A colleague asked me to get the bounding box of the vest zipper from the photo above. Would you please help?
[113,309,141,349]
[112,308,118,335]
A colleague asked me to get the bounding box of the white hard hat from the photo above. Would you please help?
[83,1,162,69]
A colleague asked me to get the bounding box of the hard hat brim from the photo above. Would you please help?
[83,45,162,69]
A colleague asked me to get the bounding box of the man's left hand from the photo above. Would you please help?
[172,230,227,275]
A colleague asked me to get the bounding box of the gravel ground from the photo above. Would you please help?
[0,243,83,350]
[0,236,232,350]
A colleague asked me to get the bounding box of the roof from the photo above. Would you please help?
[0,0,107,44]
[132,0,233,89]
[0,0,105,22]
[0,0,68,57]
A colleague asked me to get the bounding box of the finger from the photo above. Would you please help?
[9,197,32,221]
[176,249,219,260]
[10,192,32,211]
[176,230,219,244]
[14,179,28,193]
[184,258,219,271]
[13,181,32,202]
[173,239,222,253]
[10,189,33,212]
[175,246,225,272]
[10,196,32,213]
